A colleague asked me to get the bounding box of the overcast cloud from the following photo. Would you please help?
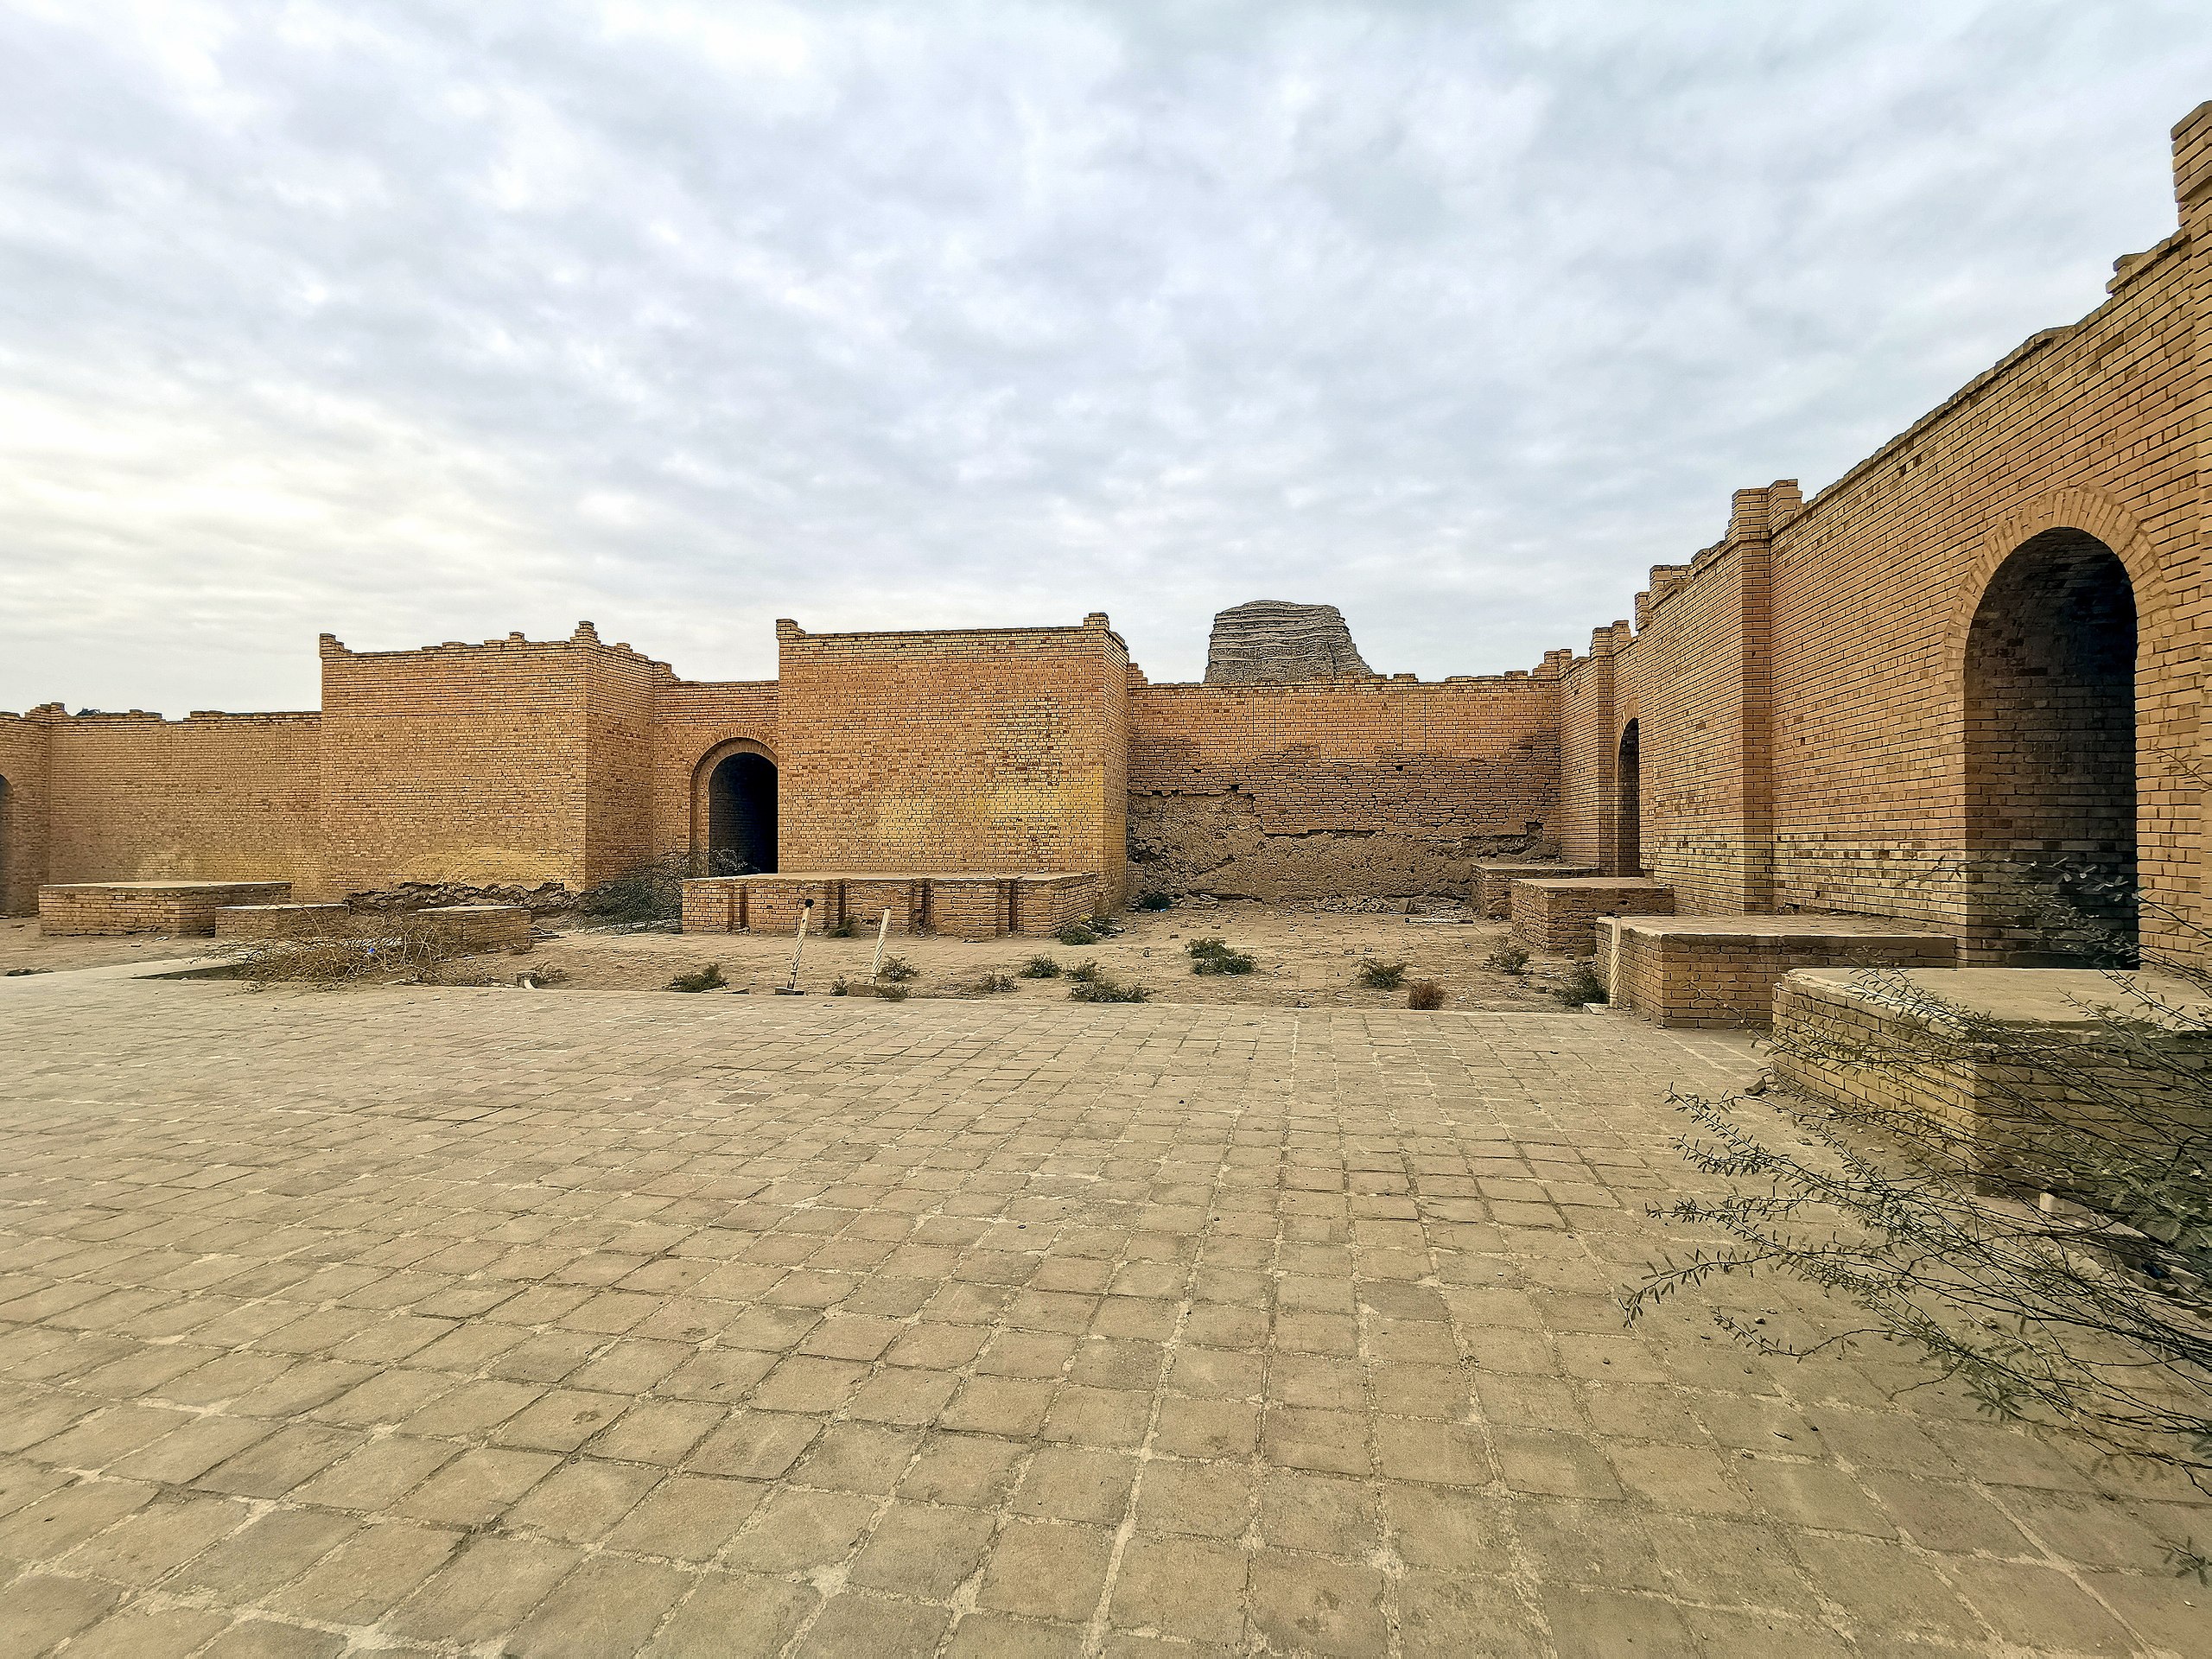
[2,1,2208,712]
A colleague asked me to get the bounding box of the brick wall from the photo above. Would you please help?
[1127,673,1560,900]
[40,711,321,892]
[318,625,671,897]
[1549,105,2212,964]
[776,615,1130,903]
[0,709,54,916]
[650,681,780,868]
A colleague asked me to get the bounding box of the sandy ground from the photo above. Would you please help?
[474,902,1575,1013]
[0,917,188,976]
[3,902,1587,1010]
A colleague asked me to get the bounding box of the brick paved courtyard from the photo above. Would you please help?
[0,968,2204,1656]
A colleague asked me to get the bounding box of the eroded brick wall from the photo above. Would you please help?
[1127,675,1560,900]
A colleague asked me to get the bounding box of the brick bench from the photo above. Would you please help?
[1011,873,1101,937]
[1472,861,1598,919]
[41,880,293,937]
[1510,878,1673,956]
[413,905,532,953]
[1771,966,2212,1185]
[213,903,354,942]
[1598,915,1956,1029]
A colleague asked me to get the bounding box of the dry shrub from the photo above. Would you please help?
[1070,972,1148,1003]
[669,963,727,992]
[1407,980,1445,1010]
[1357,959,1408,989]
[1018,956,1062,978]
[232,926,456,988]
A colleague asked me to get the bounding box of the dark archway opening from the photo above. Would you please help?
[707,753,778,875]
[1965,528,2137,962]
[1618,720,1642,877]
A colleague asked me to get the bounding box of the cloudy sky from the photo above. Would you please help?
[2,1,2208,713]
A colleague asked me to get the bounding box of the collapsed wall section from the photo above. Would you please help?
[1127,674,1560,901]
[775,614,1131,901]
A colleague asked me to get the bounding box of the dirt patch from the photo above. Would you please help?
[456,902,1578,1012]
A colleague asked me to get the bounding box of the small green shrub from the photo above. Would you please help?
[1357,959,1408,990]
[1056,923,1099,946]
[1135,892,1174,911]
[830,976,850,995]
[1187,937,1256,976]
[825,917,858,938]
[1066,960,1103,983]
[669,963,727,992]
[1552,958,1606,1006]
[979,972,1016,993]
[878,956,918,984]
[877,982,909,1001]
[1484,942,1531,975]
[1407,979,1445,1010]
[1018,956,1062,978]
[1070,973,1149,1003]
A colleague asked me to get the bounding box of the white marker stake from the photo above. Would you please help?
[783,900,812,993]
[869,909,891,982]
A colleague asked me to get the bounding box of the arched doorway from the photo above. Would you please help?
[1617,720,1642,877]
[701,747,778,875]
[1965,529,2137,962]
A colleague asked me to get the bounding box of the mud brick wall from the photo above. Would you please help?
[41,880,292,936]
[1600,918,1957,1029]
[1128,675,1560,902]
[776,617,1129,903]
[318,626,669,898]
[1510,878,1674,957]
[0,709,54,915]
[36,711,321,893]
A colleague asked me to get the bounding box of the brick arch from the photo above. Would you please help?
[1945,486,2166,685]
[688,737,779,874]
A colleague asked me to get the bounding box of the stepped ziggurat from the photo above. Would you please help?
[6,106,2212,1018]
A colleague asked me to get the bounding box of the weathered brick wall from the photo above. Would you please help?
[1127,673,1560,900]
[650,681,780,868]
[318,626,669,897]
[776,615,1130,902]
[1554,639,1622,873]
[0,709,54,916]
[37,711,321,893]
[1510,877,1675,957]
[1555,106,2212,963]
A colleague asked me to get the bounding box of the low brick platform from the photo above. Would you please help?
[1510,877,1673,956]
[414,904,533,953]
[1472,861,1598,918]
[1599,914,1956,1029]
[683,872,1103,938]
[1772,966,2212,1181]
[1011,872,1101,937]
[843,875,926,934]
[39,880,293,936]
[213,902,354,941]
[928,875,1013,939]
